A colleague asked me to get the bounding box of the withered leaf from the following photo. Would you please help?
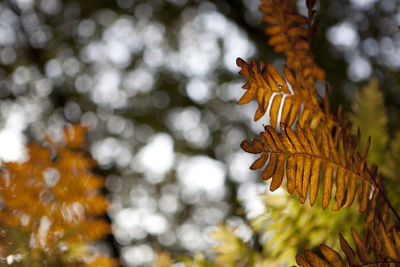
[262,153,277,180]
[250,152,268,170]
[240,139,264,154]
[319,244,346,267]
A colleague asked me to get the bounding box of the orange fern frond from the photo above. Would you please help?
[237,58,301,126]
[241,122,380,216]
[236,0,400,266]
[236,58,334,130]
[260,0,325,84]
[62,124,88,149]
[237,0,400,225]
[297,223,400,266]
[63,220,111,243]
[236,0,341,132]
[0,124,117,266]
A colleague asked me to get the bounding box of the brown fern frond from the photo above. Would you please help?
[259,0,325,85]
[0,124,116,266]
[236,0,341,131]
[235,0,400,266]
[236,58,333,130]
[296,223,400,267]
[62,124,88,149]
[236,58,300,126]
[63,219,111,243]
[241,122,380,216]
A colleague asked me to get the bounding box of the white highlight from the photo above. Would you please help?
[136,133,175,175]
[327,22,359,50]
[177,155,225,198]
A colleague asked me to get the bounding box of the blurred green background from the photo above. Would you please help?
[0,0,400,266]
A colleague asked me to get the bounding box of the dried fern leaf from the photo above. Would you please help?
[236,58,332,130]
[351,227,373,264]
[259,0,325,85]
[320,244,346,267]
[234,0,351,133]
[297,226,400,267]
[296,255,312,267]
[304,250,330,267]
[379,223,400,261]
[241,122,379,214]
[0,124,116,266]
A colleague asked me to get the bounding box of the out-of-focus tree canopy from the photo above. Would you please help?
[0,0,400,266]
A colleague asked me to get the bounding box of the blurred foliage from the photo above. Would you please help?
[351,78,400,212]
[154,251,174,267]
[155,251,215,267]
[211,225,260,266]
[0,125,117,266]
[351,77,388,167]
[158,188,364,266]
[249,192,363,266]
[382,132,400,216]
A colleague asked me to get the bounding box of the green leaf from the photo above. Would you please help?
[351,77,388,167]
[382,132,400,211]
